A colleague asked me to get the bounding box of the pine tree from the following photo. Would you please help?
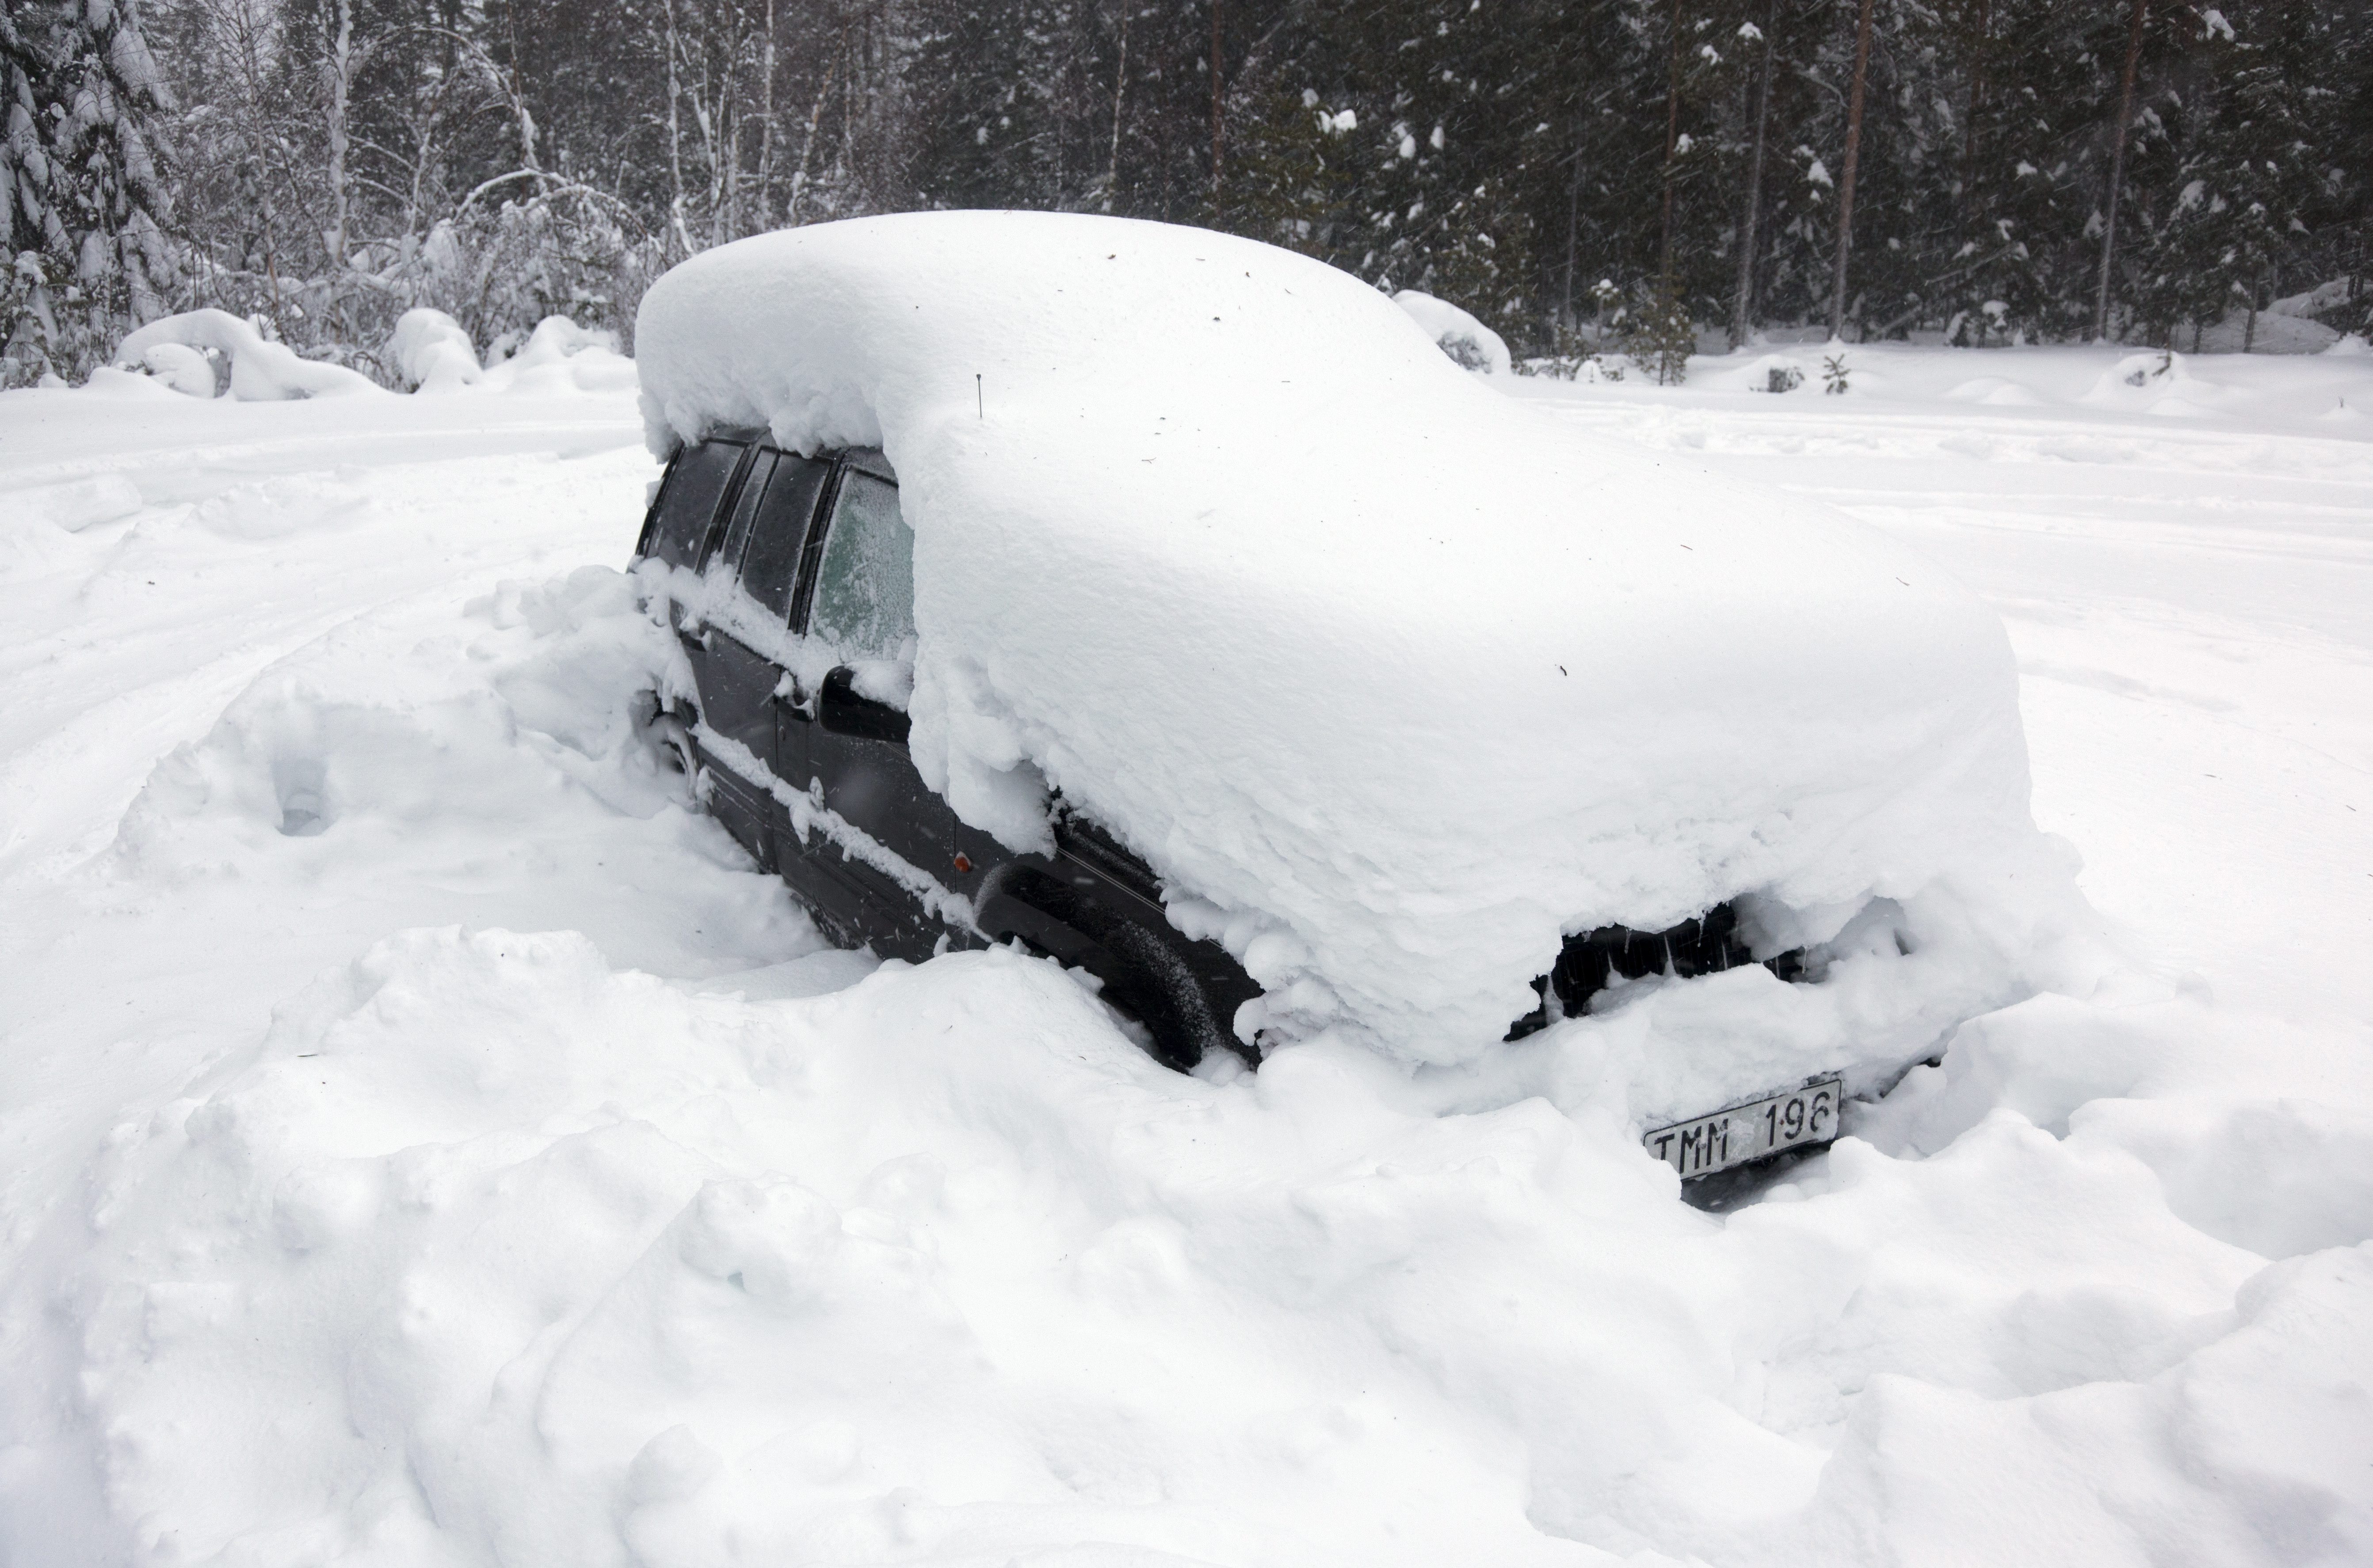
[47,0,176,359]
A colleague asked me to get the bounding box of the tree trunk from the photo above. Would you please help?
[1827,0,1876,340]
[1209,0,1224,200]
[722,99,742,244]
[786,43,839,227]
[1729,0,1777,348]
[502,3,539,174]
[1563,148,1580,333]
[755,0,778,227]
[1106,7,1130,212]
[324,0,354,274]
[2093,0,2147,341]
[225,2,290,341]
[1960,0,1988,235]
[664,0,691,256]
[1660,0,1682,289]
[317,0,357,356]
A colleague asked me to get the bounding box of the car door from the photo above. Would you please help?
[785,453,966,960]
[639,438,770,854]
[680,446,785,868]
[657,442,826,876]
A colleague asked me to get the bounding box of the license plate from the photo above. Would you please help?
[1644,1075,1843,1179]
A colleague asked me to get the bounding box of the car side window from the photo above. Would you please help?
[809,470,914,663]
[646,440,745,569]
[714,448,778,574]
[737,453,834,618]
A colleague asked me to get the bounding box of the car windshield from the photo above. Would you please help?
[809,469,913,665]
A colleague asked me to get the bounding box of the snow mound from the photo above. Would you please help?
[635,212,2085,1087]
[483,314,638,395]
[1704,351,1812,395]
[2079,351,2241,419]
[10,473,143,533]
[1944,375,2044,407]
[115,309,385,401]
[2325,332,2370,358]
[1391,288,1511,375]
[387,307,482,392]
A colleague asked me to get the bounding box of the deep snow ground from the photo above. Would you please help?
[1,345,2369,1567]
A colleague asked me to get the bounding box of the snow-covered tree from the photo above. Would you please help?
[34,0,175,373]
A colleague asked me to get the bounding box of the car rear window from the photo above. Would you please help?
[645,440,744,569]
[809,470,914,663]
[736,453,834,618]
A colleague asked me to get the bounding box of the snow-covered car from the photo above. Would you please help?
[628,212,2087,1186]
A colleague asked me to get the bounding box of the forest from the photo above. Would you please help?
[5,0,2370,387]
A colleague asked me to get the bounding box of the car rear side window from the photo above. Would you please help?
[736,453,833,618]
[809,470,914,663]
[716,449,779,572]
[646,440,745,569]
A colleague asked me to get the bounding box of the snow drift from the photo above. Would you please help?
[634,211,2089,1095]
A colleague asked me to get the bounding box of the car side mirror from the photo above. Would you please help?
[816,666,912,744]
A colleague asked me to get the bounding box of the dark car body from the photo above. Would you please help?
[633,433,1794,1076]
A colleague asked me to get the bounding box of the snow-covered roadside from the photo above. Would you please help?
[1,344,2368,1566]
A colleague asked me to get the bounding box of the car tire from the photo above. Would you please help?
[1095,918,1252,1073]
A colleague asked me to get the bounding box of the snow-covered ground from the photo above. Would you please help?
[1,340,2368,1566]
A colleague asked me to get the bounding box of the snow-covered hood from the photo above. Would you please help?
[636,212,2056,1068]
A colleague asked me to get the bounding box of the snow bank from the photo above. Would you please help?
[27,878,2371,1565]
[387,306,482,392]
[116,308,385,400]
[1393,287,1512,374]
[636,213,2085,1092]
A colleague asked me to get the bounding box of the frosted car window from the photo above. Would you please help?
[738,454,832,618]
[649,440,744,569]
[810,471,914,663]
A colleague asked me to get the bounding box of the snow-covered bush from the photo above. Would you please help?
[137,340,218,396]
[479,315,637,394]
[1392,288,1511,374]
[114,310,382,400]
[386,308,481,392]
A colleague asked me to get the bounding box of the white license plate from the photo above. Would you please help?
[1644,1075,1843,1179]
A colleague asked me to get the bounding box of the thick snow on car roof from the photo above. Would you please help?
[637,211,2079,1082]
